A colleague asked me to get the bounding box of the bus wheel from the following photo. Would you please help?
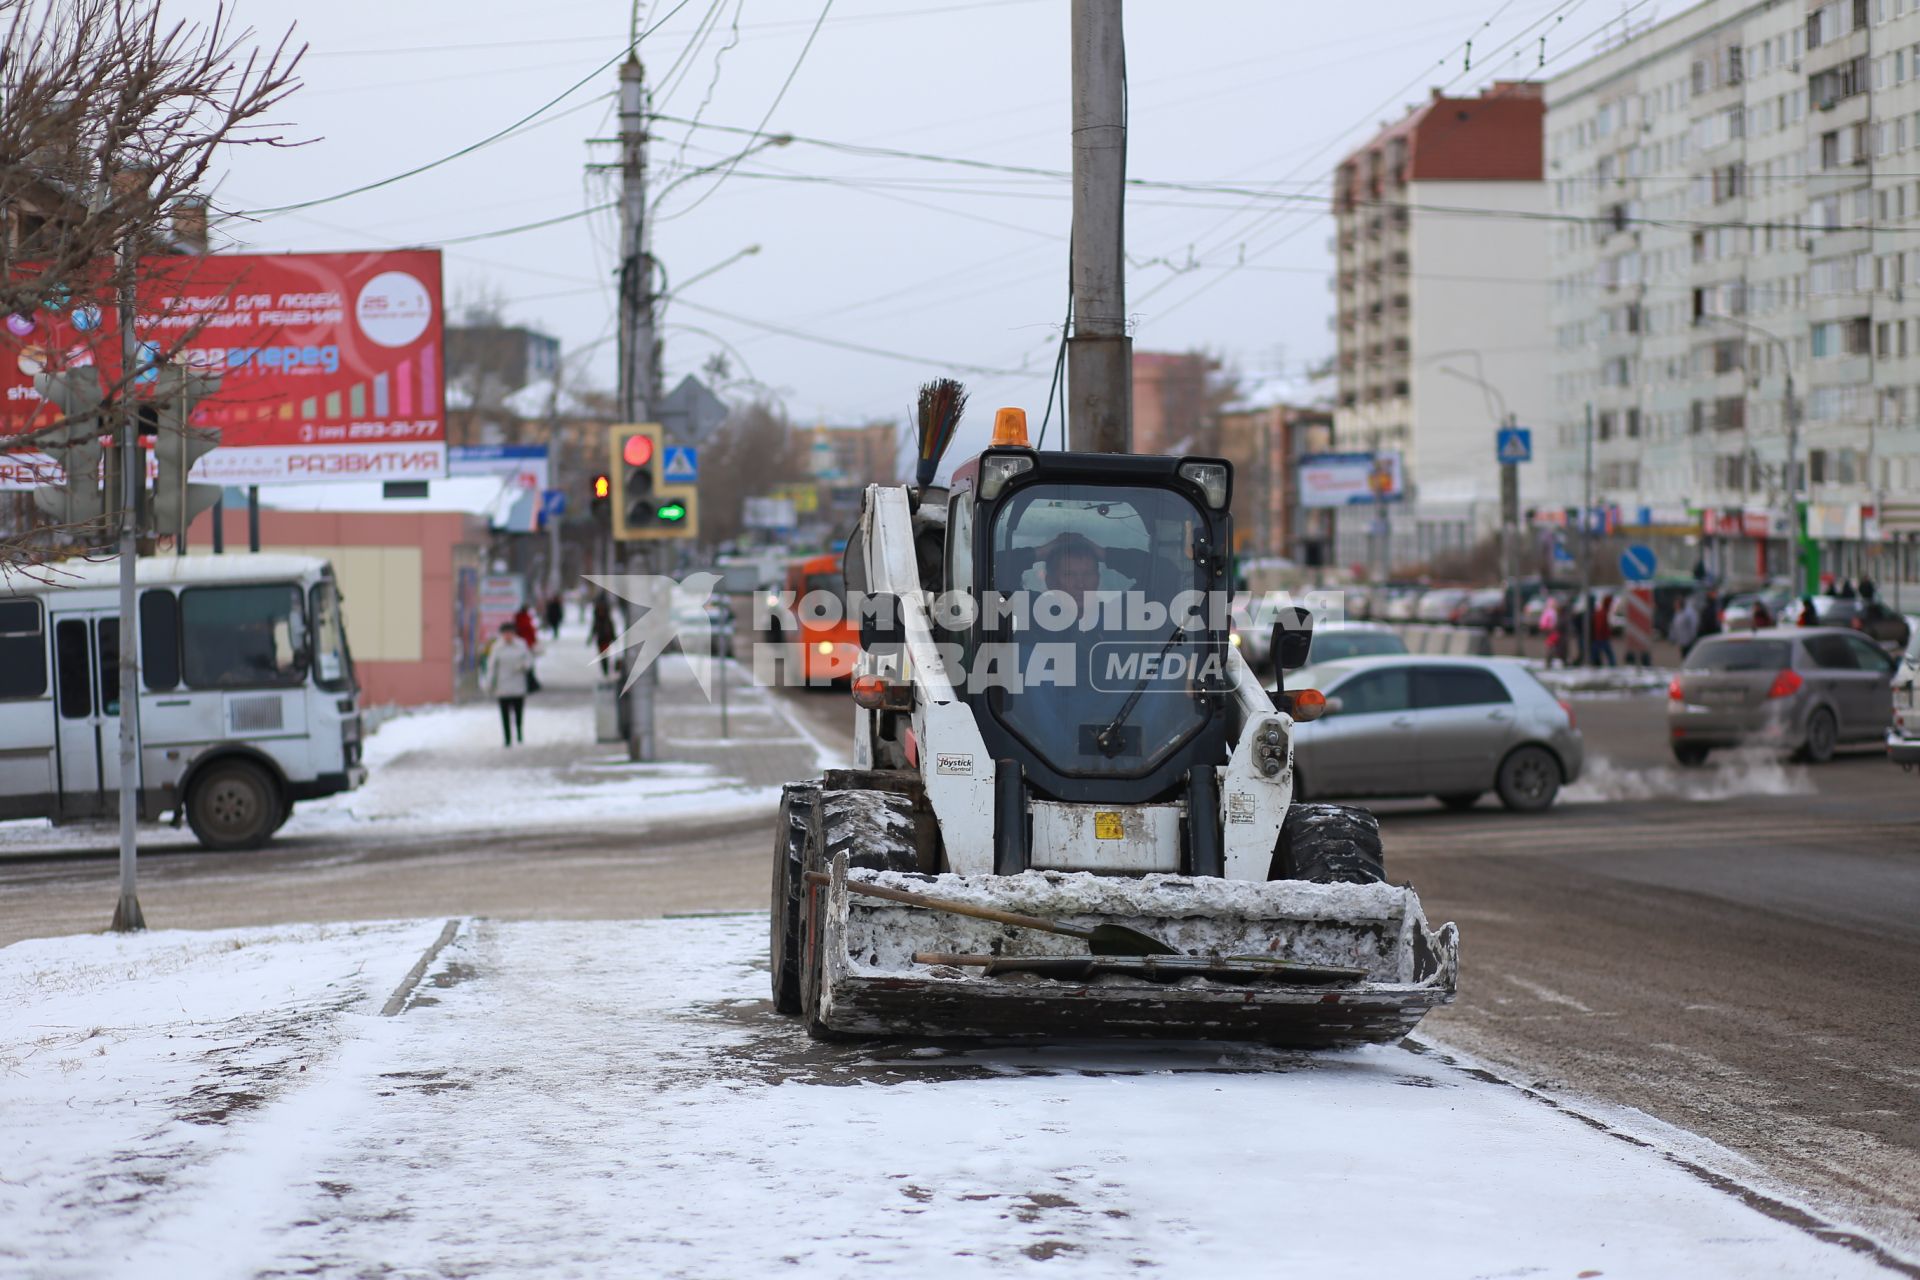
[186,760,283,851]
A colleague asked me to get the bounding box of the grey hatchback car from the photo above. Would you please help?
[1667,627,1897,764]
[1288,655,1584,812]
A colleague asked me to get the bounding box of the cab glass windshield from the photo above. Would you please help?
[310,579,356,693]
[984,482,1219,777]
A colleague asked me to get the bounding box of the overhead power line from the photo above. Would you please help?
[238,0,702,217]
[670,298,1039,377]
[668,0,836,219]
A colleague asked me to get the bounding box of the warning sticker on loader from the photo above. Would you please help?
[1094,812,1125,839]
[1226,792,1256,824]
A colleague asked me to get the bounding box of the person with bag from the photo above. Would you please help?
[485,622,534,747]
[512,602,543,693]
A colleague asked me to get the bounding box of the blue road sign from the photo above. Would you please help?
[663,445,699,483]
[540,488,566,519]
[1551,536,1574,563]
[1496,426,1533,465]
[1619,543,1656,582]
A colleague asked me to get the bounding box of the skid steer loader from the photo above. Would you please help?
[769,403,1457,1047]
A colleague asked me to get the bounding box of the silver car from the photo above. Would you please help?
[1668,628,1896,765]
[1288,655,1584,812]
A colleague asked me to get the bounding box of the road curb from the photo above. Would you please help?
[381,917,463,1017]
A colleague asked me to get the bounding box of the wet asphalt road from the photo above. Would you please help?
[3,687,1919,1258]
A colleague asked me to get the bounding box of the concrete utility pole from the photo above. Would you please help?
[1067,0,1131,454]
[1580,402,1595,667]
[618,55,655,425]
[111,228,144,933]
[617,52,659,763]
[1783,366,1803,599]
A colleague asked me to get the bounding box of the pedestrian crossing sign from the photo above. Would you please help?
[1496,427,1532,465]
[663,445,698,483]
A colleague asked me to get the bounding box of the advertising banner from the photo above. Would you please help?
[1297,452,1404,508]
[449,443,548,533]
[1,249,446,486]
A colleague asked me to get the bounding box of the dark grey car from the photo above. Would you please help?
[1667,628,1897,765]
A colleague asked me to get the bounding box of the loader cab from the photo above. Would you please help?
[946,447,1235,805]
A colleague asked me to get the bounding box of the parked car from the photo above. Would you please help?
[1458,586,1517,631]
[1813,596,1911,648]
[1414,587,1473,625]
[1383,588,1424,622]
[1288,655,1583,812]
[1667,627,1897,765]
[1720,588,1791,632]
[1306,621,1408,665]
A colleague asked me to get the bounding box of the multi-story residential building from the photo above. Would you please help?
[1332,83,1551,569]
[1548,0,1920,589]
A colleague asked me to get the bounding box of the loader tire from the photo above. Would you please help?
[770,781,819,1016]
[799,788,919,1040]
[1270,802,1387,885]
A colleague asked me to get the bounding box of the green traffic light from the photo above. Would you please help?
[656,501,687,522]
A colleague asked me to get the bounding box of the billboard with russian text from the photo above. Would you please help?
[1,249,445,486]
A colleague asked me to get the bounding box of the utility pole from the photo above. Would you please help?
[111,226,144,933]
[1580,402,1595,668]
[1784,366,1803,599]
[1500,412,1521,655]
[1067,0,1131,454]
[617,52,659,762]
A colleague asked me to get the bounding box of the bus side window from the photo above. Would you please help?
[55,619,90,718]
[140,590,180,691]
[0,599,46,699]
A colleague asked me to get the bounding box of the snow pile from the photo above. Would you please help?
[1564,750,1818,804]
[0,916,1905,1278]
[1529,662,1672,696]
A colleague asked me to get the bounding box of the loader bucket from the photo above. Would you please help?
[807,857,1458,1049]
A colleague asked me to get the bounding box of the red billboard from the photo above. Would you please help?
[0,249,446,486]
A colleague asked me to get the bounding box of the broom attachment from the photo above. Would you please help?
[913,377,967,489]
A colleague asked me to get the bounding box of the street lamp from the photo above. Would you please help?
[1694,311,1802,599]
[1437,364,1524,647]
[652,136,793,216]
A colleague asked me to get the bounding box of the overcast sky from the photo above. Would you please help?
[190,0,1626,459]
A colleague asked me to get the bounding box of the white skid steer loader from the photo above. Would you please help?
[770,405,1457,1047]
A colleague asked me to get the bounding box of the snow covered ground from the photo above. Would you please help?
[2,915,1906,1279]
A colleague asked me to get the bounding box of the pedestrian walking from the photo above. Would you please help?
[1669,595,1701,655]
[1750,598,1774,629]
[1590,593,1617,667]
[1798,595,1821,626]
[544,594,564,640]
[484,622,533,747]
[590,594,618,675]
[1540,596,1564,668]
[513,603,540,649]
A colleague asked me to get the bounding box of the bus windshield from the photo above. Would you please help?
[310,579,356,693]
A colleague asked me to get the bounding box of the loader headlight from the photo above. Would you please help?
[978,451,1035,500]
[1177,460,1230,509]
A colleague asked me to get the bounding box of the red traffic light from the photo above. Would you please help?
[622,434,655,468]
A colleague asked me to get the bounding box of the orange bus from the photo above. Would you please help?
[786,552,859,684]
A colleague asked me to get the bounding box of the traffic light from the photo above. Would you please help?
[31,369,107,525]
[608,423,697,540]
[149,365,223,540]
[591,472,611,521]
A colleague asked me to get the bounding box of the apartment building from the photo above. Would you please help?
[1332,83,1552,568]
[1547,0,1920,587]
